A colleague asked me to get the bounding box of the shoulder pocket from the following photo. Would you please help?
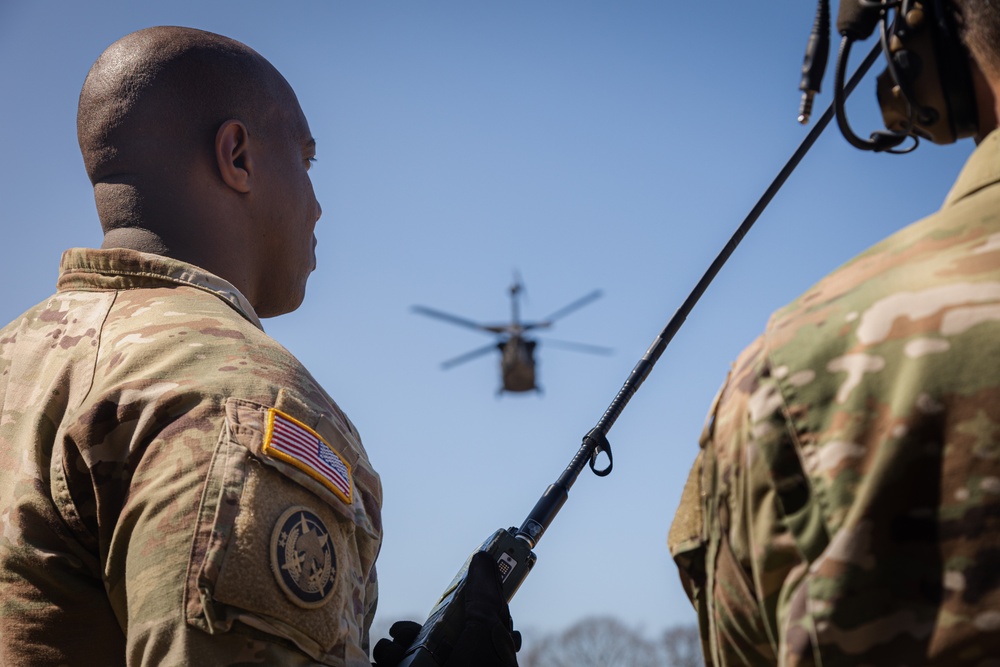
[184,395,382,666]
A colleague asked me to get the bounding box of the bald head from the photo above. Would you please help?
[78,26,296,231]
[77,27,323,318]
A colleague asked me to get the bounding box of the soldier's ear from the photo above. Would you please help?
[215,120,253,193]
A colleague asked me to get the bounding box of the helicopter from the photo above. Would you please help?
[412,277,611,394]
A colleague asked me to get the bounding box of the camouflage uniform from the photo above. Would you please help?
[669,129,1000,666]
[0,248,382,666]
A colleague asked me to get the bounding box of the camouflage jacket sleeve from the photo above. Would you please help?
[670,129,1000,666]
[668,336,811,666]
[0,249,382,667]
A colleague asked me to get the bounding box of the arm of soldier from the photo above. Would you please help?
[101,402,321,665]
[670,336,797,666]
[362,565,381,655]
[719,339,821,664]
[107,397,379,666]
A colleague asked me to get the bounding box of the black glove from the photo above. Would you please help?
[372,620,422,667]
[370,552,521,667]
[444,551,521,667]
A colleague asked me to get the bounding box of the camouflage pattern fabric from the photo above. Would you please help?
[0,248,382,666]
[669,128,1000,666]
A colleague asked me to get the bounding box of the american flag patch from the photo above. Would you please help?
[263,409,352,504]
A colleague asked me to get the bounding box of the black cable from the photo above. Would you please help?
[834,35,911,152]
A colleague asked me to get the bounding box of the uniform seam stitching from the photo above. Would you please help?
[51,290,120,562]
[78,290,118,408]
[762,321,834,541]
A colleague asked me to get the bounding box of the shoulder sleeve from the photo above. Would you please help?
[109,391,381,667]
[671,335,822,666]
[186,393,380,666]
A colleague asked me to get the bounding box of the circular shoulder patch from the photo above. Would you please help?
[270,506,338,608]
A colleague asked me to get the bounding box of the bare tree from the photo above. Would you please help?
[370,614,704,667]
[659,625,703,667]
[520,616,661,667]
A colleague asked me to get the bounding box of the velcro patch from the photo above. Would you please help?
[271,506,338,609]
[263,409,353,504]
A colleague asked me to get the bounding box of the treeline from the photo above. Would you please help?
[519,616,703,667]
[369,615,703,666]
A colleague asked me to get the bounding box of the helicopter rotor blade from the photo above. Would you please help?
[440,342,499,370]
[538,338,614,355]
[525,289,603,330]
[412,305,506,334]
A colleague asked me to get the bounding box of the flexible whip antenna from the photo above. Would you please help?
[516,41,884,548]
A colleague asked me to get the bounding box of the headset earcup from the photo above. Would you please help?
[878,0,977,144]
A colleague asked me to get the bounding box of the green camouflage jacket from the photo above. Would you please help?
[0,248,382,666]
[669,129,1000,666]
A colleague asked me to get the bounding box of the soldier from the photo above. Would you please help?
[669,1,1000,665]
[0,26,518,667]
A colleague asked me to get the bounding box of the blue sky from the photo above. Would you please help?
[0,0,976,643]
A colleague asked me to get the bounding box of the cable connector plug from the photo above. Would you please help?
[799,0,831,124]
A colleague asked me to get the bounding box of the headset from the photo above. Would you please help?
[799,0,978,151]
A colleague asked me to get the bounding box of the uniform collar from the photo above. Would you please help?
[57,248,263,331]
[943,128,1000,208]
